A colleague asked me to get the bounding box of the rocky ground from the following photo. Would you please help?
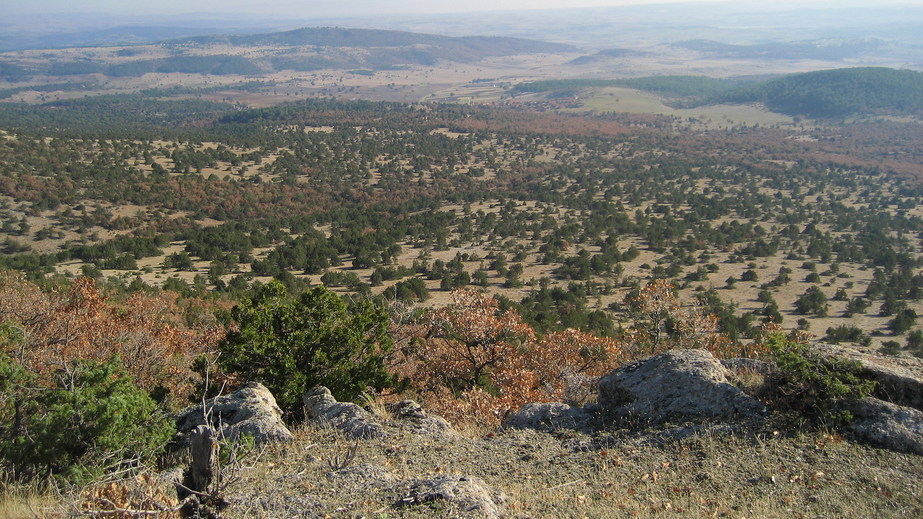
[69,348,923,519]
[218,416,920,518]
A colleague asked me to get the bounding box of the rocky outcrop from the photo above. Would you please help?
[815,344,923,411]
[175,382,293,446]
[843,397,923,455]
[502,402,594,432]
[400,475,506,519]
[303,386,386,439]
[387,399,456,437]
[597,349,767,425]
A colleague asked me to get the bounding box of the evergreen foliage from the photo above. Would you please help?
[0,355,172,482]
[721,67,923,117]
[888,308,918,335]
[795,286,829,316]
[765,333,876,423]
[218,281,398,420]
[514,68,923,117]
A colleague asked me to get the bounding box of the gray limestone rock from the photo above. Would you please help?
[387,399,456,436]
[175,382,293,446]
[844,397,923,455]
[401,474,506,519]
[720,357,775,377]
[502,401,594,432]
[815,344,923,411]
[303,386,386,439]
[597,349,767,425]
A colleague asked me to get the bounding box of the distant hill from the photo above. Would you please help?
[567,47,646,65]
[512,68,923,118]
[718,67,923,118]
[0,26,253,52]
[674,39,888,61]
[179,27,572,56]
[0,27,576,81]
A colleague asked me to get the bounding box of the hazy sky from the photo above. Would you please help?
[6,0,910,18]
[6,1,713,17]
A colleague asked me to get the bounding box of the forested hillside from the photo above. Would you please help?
[720,67,923,117]
[511,76,745,105]
[514,68,923,118]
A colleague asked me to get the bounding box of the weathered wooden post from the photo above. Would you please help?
[188,424,218,493]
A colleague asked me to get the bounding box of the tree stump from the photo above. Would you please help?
[188,424,218,493]
[178,425,220,517]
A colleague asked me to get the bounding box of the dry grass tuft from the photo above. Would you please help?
[0,474,62,519]
[79,473,180,519]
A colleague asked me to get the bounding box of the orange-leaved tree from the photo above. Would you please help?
[407,288,623,427]
[621,279,736,359]
[0,272,223,406]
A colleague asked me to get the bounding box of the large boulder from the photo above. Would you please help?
[502,402,594,432]
[843,397,923,455]
[400,474,506,519]
[303,386,386,439]
[597,349,766,425]
[175,382,293,445]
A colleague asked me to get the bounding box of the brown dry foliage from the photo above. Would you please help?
[0,272,223,407]
[402,283,756,427]
[405,289,625,427]
[80,473,180,519]
[622,279,748,359]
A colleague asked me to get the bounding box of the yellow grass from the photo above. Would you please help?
[0,479,60,519]
[567,86,794,127]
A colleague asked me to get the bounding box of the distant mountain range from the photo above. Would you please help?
[566,38,900,67]
[176,27,571,54]
[0,25,252,52]
[0,27,576,81]
[673,39,890,61]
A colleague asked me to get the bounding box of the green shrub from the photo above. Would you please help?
[907,330,923,358]
[844,297,871,317]
[218,281,398,420]
[879,340,902,356]
[888,308,917,335]
[794,286,828,316]
[0,356,173,482]
[765,333,876,423]
[823,324,868,345]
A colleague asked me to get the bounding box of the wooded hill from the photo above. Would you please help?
[719,67,923,118]
[514,67,923,118]
[510,76,744,100]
